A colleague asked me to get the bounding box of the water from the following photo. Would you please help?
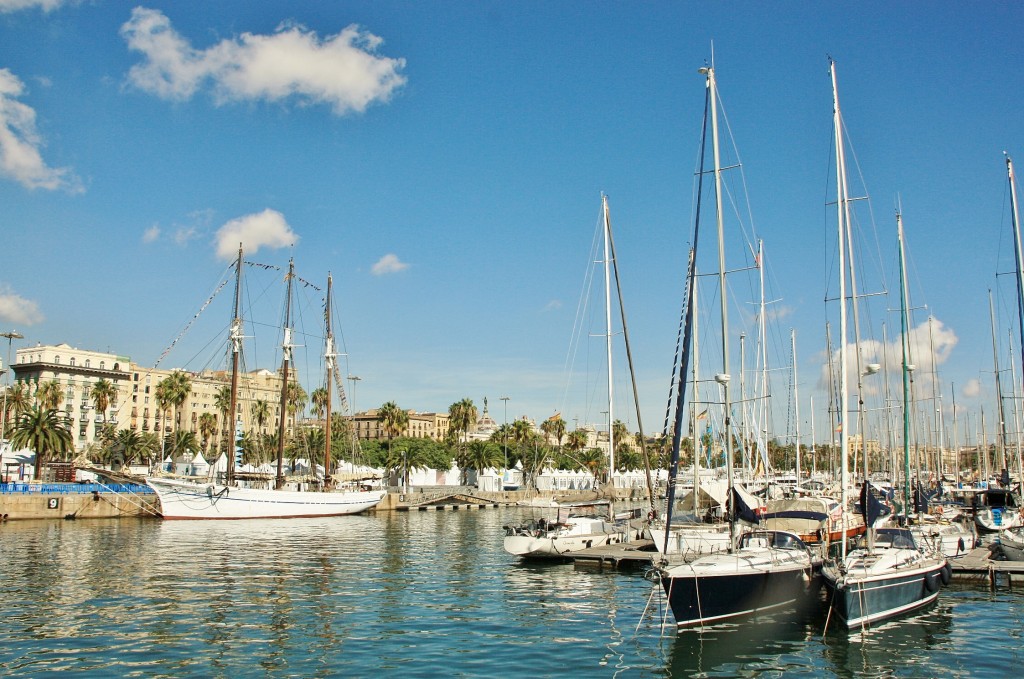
[1,508,1021,677]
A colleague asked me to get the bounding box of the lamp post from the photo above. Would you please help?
[500,396,509,473]
[0,331,24,448]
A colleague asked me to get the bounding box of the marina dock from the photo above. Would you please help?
[950,547,1024,589]
[568,539,657,570]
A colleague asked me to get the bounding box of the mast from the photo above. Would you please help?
[831,59,851,558]
[275,258,295,490]
[897,210,913,523]
[792,329,801,485]
[691,265,701,516]
[226,243,244,486]
[989,290,1008,473]
[602,194,615,480]
[703,63,737,549]
[810,395,817,477]
[323,273,335,489]
[1007,155,1024,389]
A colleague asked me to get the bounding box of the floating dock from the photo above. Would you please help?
[950,547,1024,589]
[568,539,657,570]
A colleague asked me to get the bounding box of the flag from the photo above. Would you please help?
[696,409,708,421]
[834,423,843,433]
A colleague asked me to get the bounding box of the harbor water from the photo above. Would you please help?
[1,507,1022,677]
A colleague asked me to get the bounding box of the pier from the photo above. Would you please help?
[950,547,1024,589]
[567,539,657,570]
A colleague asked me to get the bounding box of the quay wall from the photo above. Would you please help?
[0,483,654,520]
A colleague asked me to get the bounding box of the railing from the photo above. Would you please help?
[0,483,154,495]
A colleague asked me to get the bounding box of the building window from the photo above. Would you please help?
[84,359,90,368]
[54,355,60,364]
[69,357,76,367]
[100,361,105,370]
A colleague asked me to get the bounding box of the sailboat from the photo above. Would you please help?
[503,195,639,558]
[146,248,386,519]
[655,63,817,628]
[821,61,948,629]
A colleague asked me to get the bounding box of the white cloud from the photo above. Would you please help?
[962,378,981,398]
[0,285,44,325]
[173,226,198,246]
[543,300,563,312]
[0,68,82,192]
[120,7,407,115]
[214,209,297,261]
[371,253,408,275]
[0,0,69,13]
[817,317,958,398]
[142,224,161,243]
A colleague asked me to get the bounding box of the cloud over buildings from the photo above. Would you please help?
[0,285,44,325]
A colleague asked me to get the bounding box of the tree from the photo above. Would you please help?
[90,379,117,424]
[286,380,307,432]
[540,414,566,451]
[139,431,162,467]
[377,401,409,459]
[35,380,64,410]
[384,438,432,491]
[198,412,217,452]
[310,387,329,420]
[10,406,73,480]
[170,430,200,458]
[448,398,477,480]
[251,398,270,460]
[2,383,31,437]
[112,429,147,467]
[214,384,232,451]
[465,440,503,479]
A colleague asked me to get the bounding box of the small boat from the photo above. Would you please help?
[822,528,950,629]
[659,530,818,628]
[502,499,632,559]
[995,526,1024,561]
[973,488,1023,532]
[910,518,976,559]
[762,495,866,545]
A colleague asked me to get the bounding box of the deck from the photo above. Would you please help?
[950,547,1024,589]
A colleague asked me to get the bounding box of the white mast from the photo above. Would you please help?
[602,194,615,479]
[831,59,851,559]
[792,329,802,485]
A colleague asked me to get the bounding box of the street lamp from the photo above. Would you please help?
[0,331,24,448]
[500,396,509,473]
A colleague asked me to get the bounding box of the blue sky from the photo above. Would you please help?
[2,1,1023,449]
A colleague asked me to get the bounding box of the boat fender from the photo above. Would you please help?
[206,485,216,498]
[940,562,952,586]
[924,571,940,593]
[957,537,966,554]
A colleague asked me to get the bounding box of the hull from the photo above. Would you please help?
[649,523,731,556]
[146,477,385,520]
[822,550,947,629]
[503,529,626,558]
[658,532,816,627]
[975,507,1023,532]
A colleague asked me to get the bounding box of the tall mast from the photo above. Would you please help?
[897,210,913,522]
[324,273,335,488]
[989,290,1008,473]
[275,258,295,490]
[226,244,243,486]
[831,59,851,558]
[1006,155,1024,389]
[792,329,801,484]
[602,194,615,479]
[702,63,736,549]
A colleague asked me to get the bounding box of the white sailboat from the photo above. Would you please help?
[821,64,947,629]
[656,63,817,628]
[147,248,385,519]
[503,195,632,557]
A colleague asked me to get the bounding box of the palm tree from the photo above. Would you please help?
[163,370,192,440]
[251,398,270,461]
[170,430,200,458]
[10,406,73,480]
[35,379,64,410]
[198,412,217,452]
[310,386,329,421]
[465,440,503,480]
[377,401,409,461]
[579,447,607,485]
[448,398,477,478]
[214,384,232,451]
[285,380,307,434]
[540,414,566,451]
[139,431,162,467]
[384,439,431,491]
[90,378,117,424]
[112,429,147,467]
[2,383,31,437]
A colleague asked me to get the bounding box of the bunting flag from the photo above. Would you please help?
[696,409,708,420]
[834,422,843,433]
